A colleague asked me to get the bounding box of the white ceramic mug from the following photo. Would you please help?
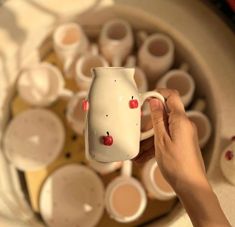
[53,22,89,75]
[17,62,73,107]
[75,44,109,91]
[141,158,176,200]
[3,109,65,171]
[138,33,174,84]
[66,91,88,135]
[220,139,235,185]
[99,19,134,66]
[157,69,195,107]
[186,110,212,148]
[85,67,165,162]
[125,55,148,92]
[105,160,147,223]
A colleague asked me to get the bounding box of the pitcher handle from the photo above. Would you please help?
[139,91,165,141]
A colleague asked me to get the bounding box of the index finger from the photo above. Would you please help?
[157,88,185,114]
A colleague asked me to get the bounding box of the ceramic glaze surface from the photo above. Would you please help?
[86,67,140,162]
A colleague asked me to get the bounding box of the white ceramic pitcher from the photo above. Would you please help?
[85,67,165,162]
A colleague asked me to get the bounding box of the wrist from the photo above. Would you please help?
[174,175,211,198]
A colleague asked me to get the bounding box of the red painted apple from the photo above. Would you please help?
[103,131,113,146]
[82,99,89,111]
[225,150,234,160]
[129,96,138,109]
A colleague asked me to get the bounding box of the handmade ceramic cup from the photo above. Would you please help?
[141,158,176,200]
[53,22,89,75]
[186,110,212,148]
[220,138,235,185]
[87,158,122,175]
[75,44,109,91]
[66,91,88,135]
[85,67,165,162]
[157,69,195,107]
[99,19,134,66]
[125,56,148,93]
[39,164,104,227]
[3,109,65,171]
[17,62,73,107]
[138,33,174,84]
[105,160,147,223]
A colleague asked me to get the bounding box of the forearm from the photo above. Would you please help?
[176,180,231,227]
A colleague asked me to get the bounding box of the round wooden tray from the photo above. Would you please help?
[11,50,177,226]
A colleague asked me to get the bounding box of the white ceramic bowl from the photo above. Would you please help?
[39,164,105,227]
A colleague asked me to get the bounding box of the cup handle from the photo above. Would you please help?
[112,55,122,67]
[121,160,132,177]
[59,89,74,100]
[140,91,165,141]
[90,43,99,55]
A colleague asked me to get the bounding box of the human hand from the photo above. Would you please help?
[135,88,209,194]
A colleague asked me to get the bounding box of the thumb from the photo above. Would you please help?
[149,98,169,144]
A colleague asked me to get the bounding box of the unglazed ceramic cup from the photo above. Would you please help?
[66,91,88,135]
[85,67,165,162]
[138,33,174,84]
[75,44,109,91]
[157,69,195,107]
[87,158,122,175]
[125,56,148,93]
[105,160,147,223]
[53,22,89,75]
[186,110,212,148]
[99,19,134,66]
[3,109,65,171]
[39,164,104,227]
[17,62,73,107]
[141,158,176,200]
[220,139,235,185]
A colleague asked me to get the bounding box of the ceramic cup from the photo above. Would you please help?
[141,158,176,200]
[53,22,89,75]
[3,109,65,171]
[39,164,104,227]
[105,160,147,223]
[87,158,122,175]
[17,62,73,107]
[125,56,148,93]
[138,33,174,84]
[85,67,165,162]
[186,110,212,148]
[99,19,134,66]
[66,91,88,135]
[75,44,109,91]
[220,138,235,185]
[157,69,195,107]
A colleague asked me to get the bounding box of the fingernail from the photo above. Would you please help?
[149,99,163,111]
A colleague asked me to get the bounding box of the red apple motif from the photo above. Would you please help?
[129,96,138,109]
[103,131,113,146]
[82,99,89,111]
[225,150,234,161]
